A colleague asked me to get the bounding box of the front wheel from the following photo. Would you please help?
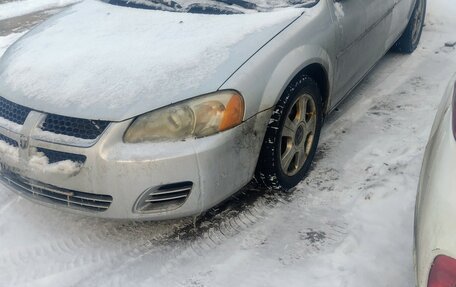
[393,0,426,53]
[255,76,323,191]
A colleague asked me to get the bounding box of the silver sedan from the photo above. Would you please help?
[0,0,425,220]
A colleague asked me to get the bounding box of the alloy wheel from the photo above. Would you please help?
[279,93,317,176]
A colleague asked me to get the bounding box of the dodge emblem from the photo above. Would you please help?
[19,135,29,149]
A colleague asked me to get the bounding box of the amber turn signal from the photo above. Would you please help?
[219,93,245,131]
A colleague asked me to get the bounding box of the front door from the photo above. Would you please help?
[329,0,396,107]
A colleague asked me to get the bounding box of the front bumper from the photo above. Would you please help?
[0,110,271,220]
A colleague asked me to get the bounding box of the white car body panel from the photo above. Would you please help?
[415,75,456,287]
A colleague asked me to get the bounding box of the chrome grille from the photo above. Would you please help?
[0,96,31,125]
[36,148,87,164]
[0,133,18,147]
[0,96,111,142]
[0,170,112,212]
[41,114,110,140]
[135,182,193,213]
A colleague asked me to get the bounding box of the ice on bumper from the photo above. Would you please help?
[0,137,83,176]
[28,150,82,175]
[0,136,19,162]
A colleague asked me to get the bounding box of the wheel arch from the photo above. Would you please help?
[260,45,333,117]
[291,63,330,116]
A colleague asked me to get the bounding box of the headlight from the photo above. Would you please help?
[124,90,245,143]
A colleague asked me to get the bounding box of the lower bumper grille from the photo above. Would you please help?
[135,182,192,213]
[0,170,112,212]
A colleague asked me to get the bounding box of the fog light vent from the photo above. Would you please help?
[134,181,193,213]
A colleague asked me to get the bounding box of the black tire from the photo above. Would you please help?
[393,0,426,54]
[255,76,323,191]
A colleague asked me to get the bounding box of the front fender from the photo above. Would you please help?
[260,45,332,111]
[219,0,336,119]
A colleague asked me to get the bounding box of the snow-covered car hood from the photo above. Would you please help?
[0,0,302,121]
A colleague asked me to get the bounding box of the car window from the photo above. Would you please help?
[101,0,318,14]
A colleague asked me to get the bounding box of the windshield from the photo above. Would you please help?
[101,0,317,14]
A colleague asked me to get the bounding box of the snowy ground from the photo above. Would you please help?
[0,0,79,21]
[0,1,456,286]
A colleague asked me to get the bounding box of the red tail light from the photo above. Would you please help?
[428,255,456,287]
[453,81,456,141]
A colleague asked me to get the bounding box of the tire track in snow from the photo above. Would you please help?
[0,197,189,286]
[65,189,290,286]
[0,220,184,286]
